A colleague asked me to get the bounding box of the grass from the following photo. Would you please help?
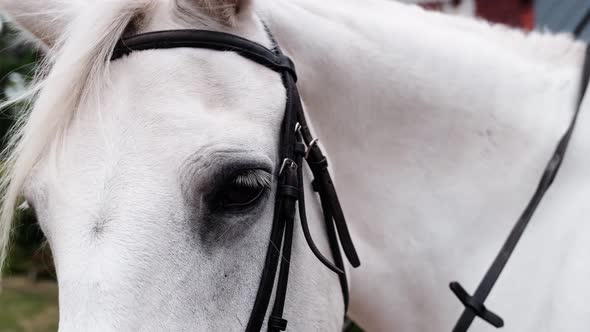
[0,277,58,332]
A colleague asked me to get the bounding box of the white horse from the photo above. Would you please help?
[1,0,589,331]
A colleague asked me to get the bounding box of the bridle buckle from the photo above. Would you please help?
[279,158,297,176]
[304,138,319,160]
[294,122,320,160]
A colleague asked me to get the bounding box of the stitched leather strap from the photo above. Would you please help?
[112,30,297,80]
[268,316,288,331]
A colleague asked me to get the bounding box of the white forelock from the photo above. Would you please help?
[0,0,153,275]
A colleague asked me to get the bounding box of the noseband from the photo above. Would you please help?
[112,29,360,331]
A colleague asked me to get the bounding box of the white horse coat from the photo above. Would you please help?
[0,0,589,331]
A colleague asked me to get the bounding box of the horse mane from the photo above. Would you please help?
[0,0,156,274]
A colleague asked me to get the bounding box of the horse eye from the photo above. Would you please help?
[221,184,265,207]
[215,170,271,210]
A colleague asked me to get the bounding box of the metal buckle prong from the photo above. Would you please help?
[279,158,297,176]
[305,138,319,159]
[294,122,319,159]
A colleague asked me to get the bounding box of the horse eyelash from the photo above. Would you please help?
[231,170,272,188]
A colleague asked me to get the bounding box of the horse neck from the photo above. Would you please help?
[260,0,587,329]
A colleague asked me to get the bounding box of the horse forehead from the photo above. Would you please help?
[112,49,286,118]
[56,48,286,165]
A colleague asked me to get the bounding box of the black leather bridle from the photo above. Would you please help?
[110,25,590,332]
[111,30,360,332]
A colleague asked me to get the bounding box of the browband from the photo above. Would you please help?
[112,29,297,81]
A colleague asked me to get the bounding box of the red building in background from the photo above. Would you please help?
[477,0,534,30]
[423,0,534,30]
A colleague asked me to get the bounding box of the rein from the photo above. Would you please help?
[112,29,360,332]
[450,44,590,331]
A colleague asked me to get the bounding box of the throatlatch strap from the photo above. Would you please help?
[450,44,590,332]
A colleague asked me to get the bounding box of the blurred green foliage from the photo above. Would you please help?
[1,18,57,332]
[4,206,54,279]
[0,22,39,142]
[0,19,51,280]
[0,18,51,279]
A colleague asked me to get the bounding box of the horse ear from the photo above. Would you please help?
[177,0,253,26]
[0,0,78,48]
